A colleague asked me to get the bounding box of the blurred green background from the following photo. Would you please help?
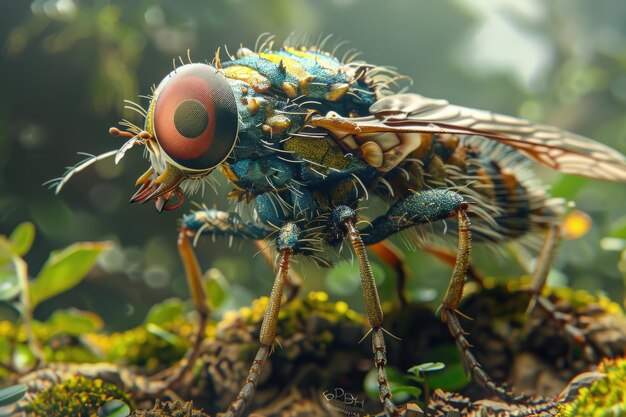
[1,0,625,330]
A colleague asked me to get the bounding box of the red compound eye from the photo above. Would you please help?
[152,63,238,171]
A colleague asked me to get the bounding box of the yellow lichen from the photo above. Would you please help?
[558,357,626,416]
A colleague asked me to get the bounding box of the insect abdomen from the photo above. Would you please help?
[385,134,560,245]
[459,139,560,244]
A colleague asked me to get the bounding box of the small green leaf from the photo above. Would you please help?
[0,301,21,322]
[30,242,112,308]
[44,309,104,337]
[206,275,226,309]
[325,261,361,296]
[425,361,470,392]
[0,269,20,301]
[393,385,422,401]
[9,222,35,257]
[144,298,184,325]
[408,362,446,374]
[0,237,13,267]
[145,323,183,346]
[0,384,27,407]
[97,399,131,417]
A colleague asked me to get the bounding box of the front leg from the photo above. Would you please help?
[184,207,302,303]
[182,208,274,241]
[147,209,274,390]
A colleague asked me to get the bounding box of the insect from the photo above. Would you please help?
[50,34,626,417]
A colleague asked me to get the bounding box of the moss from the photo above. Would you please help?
[0,317,196,376]
[27,375,133,417]
[8,284,626,416]
[221,290,364,340]
[84,319,194,371]
[131,399,209,417]
[478,276,623,317]
[558,357,626,417]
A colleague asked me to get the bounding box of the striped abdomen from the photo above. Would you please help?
[380,133,561,245]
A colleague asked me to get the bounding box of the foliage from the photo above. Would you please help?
[364,361,452,408]
[27,376,133,417]
[85,310,193,370]
[98,400,131,417]
[0,222,111,310]
[0,384,27,407]
[558,357,626,417]
[0,303,195,376]
[0,222,111,373]
[29,242,112,308]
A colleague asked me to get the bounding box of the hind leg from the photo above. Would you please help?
[360,189,530,402]
[526,222,598,360]
[526,223,561,313]
[438,206,525,402]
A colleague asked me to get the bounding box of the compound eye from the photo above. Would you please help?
[152,64,238,171]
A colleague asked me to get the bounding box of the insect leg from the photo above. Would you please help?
[332,206,410,417]
[526,223,562,313]
[182,208,274,241]
[360,189,466,245]
[526,223,598,360]
[223,222,299,417]
[146,226,210,388]
[254,239,303,304]
[439,207,522,402]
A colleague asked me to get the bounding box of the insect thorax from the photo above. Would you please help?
[217,46,385,215]
[216,44,558,248]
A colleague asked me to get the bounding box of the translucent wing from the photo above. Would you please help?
[310,93,626,182]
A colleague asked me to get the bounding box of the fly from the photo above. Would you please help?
[49,34,626,417]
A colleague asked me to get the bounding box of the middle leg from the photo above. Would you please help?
[333,206,407,417]
[223,222,299,417]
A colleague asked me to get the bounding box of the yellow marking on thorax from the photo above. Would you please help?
[284,47,340,72]
[221,66,271,93]
[259,52,311,83]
